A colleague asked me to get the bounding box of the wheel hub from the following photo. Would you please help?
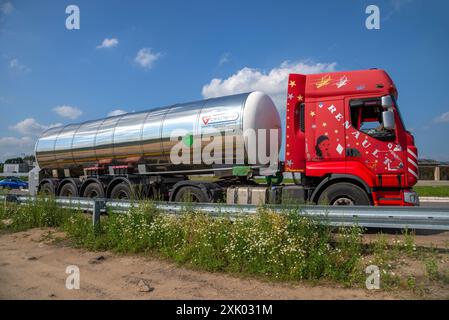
[332,197,355,206]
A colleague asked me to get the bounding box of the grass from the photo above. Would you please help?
[414,186,449,197]
[0,197,365,285]
[362,230,449,293]
[1,198,448,294]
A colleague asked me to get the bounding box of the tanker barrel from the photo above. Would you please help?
[35,92,282,172]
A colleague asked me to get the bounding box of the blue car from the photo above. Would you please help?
[0,177,28,189]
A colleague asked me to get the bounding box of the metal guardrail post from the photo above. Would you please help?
[92,200,105,227]
[5,194,18,203]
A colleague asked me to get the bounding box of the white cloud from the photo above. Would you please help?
[202,60,337,110]
[107,109,127,117]
[0,136,36,162]
[0,136,34,147]
[434,111,449,123]
[53,105,83,120]
[134,48,161,69]
[3,118,63,161]
[219,53,231,65]
[0,1,13,15]
[10,118,61,136]
[9,58,30,73]
[96,38,119,49]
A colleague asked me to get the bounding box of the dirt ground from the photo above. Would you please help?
[0,228,447,300]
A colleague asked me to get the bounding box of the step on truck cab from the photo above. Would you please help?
[33,69,419,206]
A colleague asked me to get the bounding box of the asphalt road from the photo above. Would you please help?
[420,201,449,208]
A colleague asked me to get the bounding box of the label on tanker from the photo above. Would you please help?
[201,111,239,126]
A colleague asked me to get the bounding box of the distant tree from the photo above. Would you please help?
[0,163,3,173]
[5,157,24,164]
[23,155,36,162]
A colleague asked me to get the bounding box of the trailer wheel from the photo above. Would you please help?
[59,183,78,197]
[40,183,55,196]
[318,182,370,206]
[83,182,104,199]
[110,183,133,200]
[174,186,208,203]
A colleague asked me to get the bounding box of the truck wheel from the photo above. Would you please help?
[40,183,54,196]
[59,183,78,197]
[318,182,370,206]
[174,186,208,203]
[110,183,133,200]
[83,182,104,199]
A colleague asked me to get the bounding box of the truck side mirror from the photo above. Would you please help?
[382,110,395,130]
[381,95,394,108]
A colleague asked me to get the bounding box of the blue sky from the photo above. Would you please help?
[0,0,448,162]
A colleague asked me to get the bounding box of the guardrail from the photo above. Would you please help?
[1,194,449,231]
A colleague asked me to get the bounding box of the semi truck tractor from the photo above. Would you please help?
[31,69,419,206]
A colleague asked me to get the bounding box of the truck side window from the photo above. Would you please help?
[350,102,395,141]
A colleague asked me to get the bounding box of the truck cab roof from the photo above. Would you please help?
[292,69,397,100]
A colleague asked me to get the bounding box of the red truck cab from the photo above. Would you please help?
[284,69,419,206]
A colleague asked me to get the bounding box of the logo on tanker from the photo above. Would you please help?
[201,112,239,126]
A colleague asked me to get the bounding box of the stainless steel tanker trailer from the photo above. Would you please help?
[31,91,296,204]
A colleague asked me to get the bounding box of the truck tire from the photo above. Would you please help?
[83,182,104,199]
[174,186,208,203]
[59,183,78,197]
[318,182,370,206]
[40,183,54,196]
[110,183,133,200]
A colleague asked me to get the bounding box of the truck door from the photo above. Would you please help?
[306,100,346,163]
[344,97,405,187]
